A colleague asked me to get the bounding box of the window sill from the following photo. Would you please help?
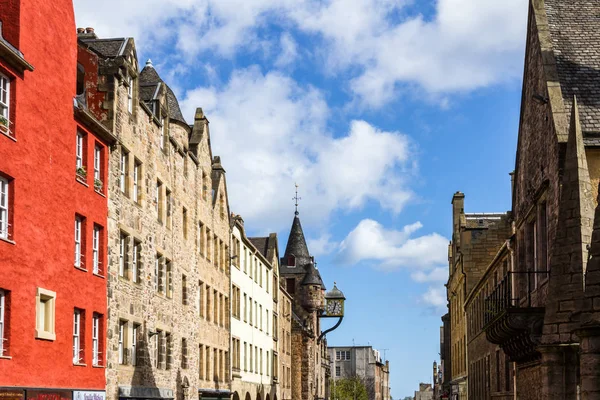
[73,363,87,367]
[0,130,16,142]
[75,265,87,272]
[0,237,16,245]
[0,355,12,360]
[95,189,106,198]
[93,272,105,279]
[76,176,88,186]
[35,330,56,341]
[92,364,104,368]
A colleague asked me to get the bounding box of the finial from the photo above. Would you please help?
[293,183,301,215]
[146,59,153,68]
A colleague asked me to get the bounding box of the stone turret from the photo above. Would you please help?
[301,259,325,311]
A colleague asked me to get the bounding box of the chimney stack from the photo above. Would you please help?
[77,27,97,39]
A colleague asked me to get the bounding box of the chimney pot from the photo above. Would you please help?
[77,27,85,34]
[86,27,95,33]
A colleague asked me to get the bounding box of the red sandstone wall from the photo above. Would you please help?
[0,0,107,389]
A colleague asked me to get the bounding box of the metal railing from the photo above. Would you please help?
[484,271,550,325]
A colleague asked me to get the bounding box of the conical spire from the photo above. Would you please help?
[542,95,594,344]
[282,213,311,267]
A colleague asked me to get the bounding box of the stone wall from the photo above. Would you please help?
[101,48,231,400]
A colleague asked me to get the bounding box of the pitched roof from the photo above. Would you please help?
[82,38,127,58]
[249,237,269,258]
[138,63,187,125]
[545,0,600,134]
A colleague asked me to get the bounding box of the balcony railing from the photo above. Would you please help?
[485,271,550,326]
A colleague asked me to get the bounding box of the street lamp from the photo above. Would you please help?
[317,282,346,343]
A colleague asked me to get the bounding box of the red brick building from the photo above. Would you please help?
[0,0,114,398]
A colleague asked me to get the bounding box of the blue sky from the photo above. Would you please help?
[75,0,528,396]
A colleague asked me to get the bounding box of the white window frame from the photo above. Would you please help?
[127,76,133,114]
[160,118,166,149]
[120,150,128,194]
[92,225,100,274]
[35,288,56,341]
[76,133,84,170]
[132,240,139,283]
[74,216,83,268]
[119,232,127,278]
[0,74,9,121]
[0,177,9,239]
[133,161,139,202]
[131,324,138,366]
[119,320,126,364]
[73,309,82,364]
[0,289,5,356]
[94,145,101,182]
[92,314,100,366]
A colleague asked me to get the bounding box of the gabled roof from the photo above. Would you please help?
[545,0,600,134]
[249,237,269,258]
[81,38,127,58]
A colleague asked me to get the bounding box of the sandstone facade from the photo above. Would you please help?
[78,31,231,400]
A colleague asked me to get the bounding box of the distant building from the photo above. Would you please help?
[328,346,391,400]
[414,383,433,400]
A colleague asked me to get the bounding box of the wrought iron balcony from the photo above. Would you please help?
[483,271,549,362]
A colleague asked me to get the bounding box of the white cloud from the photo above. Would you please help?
[411,267,448,283]
[74,0,527,107]
[275,32,299,68]
[337,219,448,271]
[179,67,414,231]
[421,286,447,309]
[307,233,338,257]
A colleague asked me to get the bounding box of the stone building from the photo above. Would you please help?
[414,383,433,400]
[328,346,391,400]
[465,243,513,400]
[230,215,278,400]
[279,211,330,400]
[446,193,511,400]
[277,287,293,400]
[77,30,232,400]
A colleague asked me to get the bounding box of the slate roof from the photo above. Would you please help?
[545,0,600,134]
[281,213,312,275]
[139,64,188,125]
[249,237,269,258]
[301,261,325,289]
[81,38,127,58]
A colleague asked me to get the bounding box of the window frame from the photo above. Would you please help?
[92,313,101,366]
[0,176,10,240]
[74,215,84,269]
[92,224,101,275]
[73,309,83,364]
[0,289,6,356]
[120,148,129,196]
[35,288,56,341]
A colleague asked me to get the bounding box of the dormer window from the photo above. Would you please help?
[287,255,296,267]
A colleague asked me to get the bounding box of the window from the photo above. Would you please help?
[76,132,85,174]
[73,309,83,364]
[166,332,172,369]
[249,344,253,373]
[0,74,10,131]
[160,117,167,150]
[120,148,129,196]
[244,342,248,371]
[94,145,102,189]
[214,290,218,325]
[260,305,263,330]
[249,297,253,325]
[198,281,204,318]
[206,285,211,322]
[205,345,211,379]
[92,225,102,275]
[273,352,278,380]
[127,75,134,113]
[336,365,341,377]
[202,171,208,200]
[244,293,247,322]
[205,228,212,261]
[133,159,142,203]
[74,216,84,269]
[182,338,188,369]
[119,231,129,278]
[0,289,8,356]
[166,260,173,298]
[155,329,164,368]
[336,350,351,361]
[286,278,295,294]
[132,239,141,283]
[199,345,205,380]
[198,222,205,255]
[92,314,101,366]
[182,274,188,305]
[132,323,140,366]
[214,348,218,380]
[35,288,56,340]
[219,193,225,219]
[0,176,10,239]
[183,207,188,239]
[119,320,127,364]
[155,253,164,294]
[166,189,172,229]
[156,180,163,221]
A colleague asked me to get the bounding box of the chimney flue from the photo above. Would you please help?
[77,27,85,34]
[85,27,95,34]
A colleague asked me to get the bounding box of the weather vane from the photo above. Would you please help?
[293,183,301,215]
